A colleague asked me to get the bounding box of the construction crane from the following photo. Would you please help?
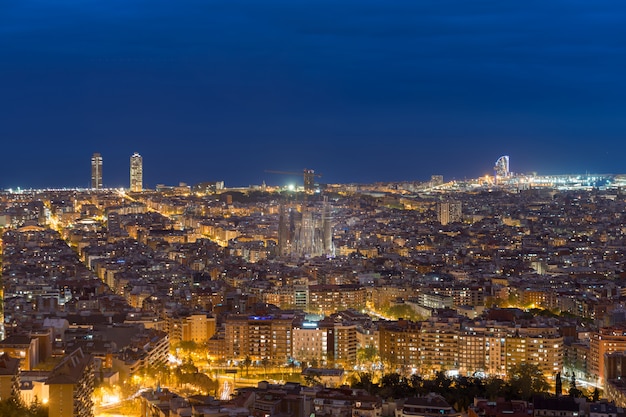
[265,169,322,193]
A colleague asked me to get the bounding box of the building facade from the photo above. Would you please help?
[437,201,462,225]
[590,326,626,386]
[223,314,295,365]
[167,313,216,344]
[378,320,421,373]
[46,348,95,417]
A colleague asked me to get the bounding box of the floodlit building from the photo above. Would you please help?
[419,318,461,376]
[130,152,143,192]
[308,285,366,315]
[590,326,626,386]
[378,319,421,372]
[168,313,216,344]
[504,334,563,377]
[223,314,295,365]
[293,322,328,365]
[326,321,357,368]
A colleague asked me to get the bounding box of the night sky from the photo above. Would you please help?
[1,1,626,189]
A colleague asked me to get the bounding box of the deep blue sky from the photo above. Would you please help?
[1,0,626,188]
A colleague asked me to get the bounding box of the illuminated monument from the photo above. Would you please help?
[90,152,102,189]
[278,197,334,258]
[130,152,143,192]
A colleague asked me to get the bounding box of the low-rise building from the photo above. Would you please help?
[396,394,461,417]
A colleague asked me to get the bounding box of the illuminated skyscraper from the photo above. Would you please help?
[494,155,510,181]
[130,152,143,192]
[91,152,102,189]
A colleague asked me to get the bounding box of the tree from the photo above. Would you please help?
[357,346,378,366]
[569,373,583,398]
[484,377,507,400]
[410,374,428,396]
[378,372,412,399]
[0,398,47,417]
[146,362,170,386]
[243,356,252,377]
[433,371,452,392]
[508,363,550,400]
[349,372,377,395]
[485,296,503,308]
[507,293,520,307]
[592,387,601,402]
[175,340,200,361]
[384,304,423,321]
[452,377,484,412]
[174,358,199,387]
[180,358,198,375]
[190,373,218,395]
[261,358,270,378]
[303,370,322,386]
[555,372,562,396]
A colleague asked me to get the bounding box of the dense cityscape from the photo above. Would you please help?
[0,153,626,417]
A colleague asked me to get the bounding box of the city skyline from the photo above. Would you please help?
[0,146,619,193]
[2,1,626,189]
[4,150,626,191]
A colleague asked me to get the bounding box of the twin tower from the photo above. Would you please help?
[91,152,143,192]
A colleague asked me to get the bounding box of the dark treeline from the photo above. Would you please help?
[348,364,599,412]
[0,398,47,417]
